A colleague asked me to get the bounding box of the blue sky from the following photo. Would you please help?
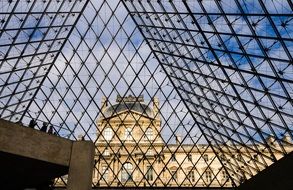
[0,0,292,147]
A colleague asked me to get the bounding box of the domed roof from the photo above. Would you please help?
[103,102,154,118]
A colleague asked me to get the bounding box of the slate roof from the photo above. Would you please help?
[103,102,154,118]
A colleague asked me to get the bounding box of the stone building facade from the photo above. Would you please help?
[92,95,292,187]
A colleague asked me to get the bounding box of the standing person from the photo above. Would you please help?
[40,122,48,132]
[48,125,54,134]
[28,119,36,129]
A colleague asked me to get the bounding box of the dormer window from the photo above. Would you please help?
[188,153,192,162]
[104,127,113,141]
[203,154,209,162]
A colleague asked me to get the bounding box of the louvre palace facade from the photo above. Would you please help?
[1,0,293,189]
[92,95,292,187]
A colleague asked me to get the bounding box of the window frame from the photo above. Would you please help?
[102,165,109,181]
[145,127,153,140]
[171,154,176,162]
[146,165,154,181]
[203,154,209,162]
[221,170,229,182]
[104,127,113,141]
[171,170,177,182]
[187,153,192,162]
[121,162,133,182]
[125,127,132,140]
[205,170,212,183]
[187,169,195,182]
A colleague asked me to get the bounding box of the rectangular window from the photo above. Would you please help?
[104,149,110,156]
[220,154,226,161]
[121,163,133,182]
[171,154,176,162]
[146,165,153,181]
[102,165,109,181]
[222,170,229,182]
[146,149,153,156]
[125,127,132,140]
[171,170,177,182]
[145,127,153,140]
[205,170,212,183]
[237,154,242,161]
[157,154,164,163]
[188,170,195,182]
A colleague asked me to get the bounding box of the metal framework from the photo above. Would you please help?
[0,0,292,188]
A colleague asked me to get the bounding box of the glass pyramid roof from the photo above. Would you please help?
[0,0,292,188]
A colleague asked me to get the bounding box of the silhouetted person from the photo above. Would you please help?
[40,122,48,132]
[28,119,36,129]
[16,120,23,127]
[78,134,85,140]
[48,125,54,134]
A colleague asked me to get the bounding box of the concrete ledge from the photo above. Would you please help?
[237,151,293,190]
[0,119,95,189]
[68,141,95,190]
[0,119,72,166]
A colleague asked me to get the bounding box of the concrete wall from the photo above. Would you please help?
[0,119,95,190]
[0,119,72,166]
[68,141,95,190]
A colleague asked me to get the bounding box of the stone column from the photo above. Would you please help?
[67,141,95,190]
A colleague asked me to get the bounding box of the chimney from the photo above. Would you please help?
[153,97,159,118]
[282,134,291,144]
[101,96,107,113]
[266,135,275,146]
[176,134,182,145]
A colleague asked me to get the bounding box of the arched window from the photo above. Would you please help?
[104,127,113,141]
[125,127,132,140]
[145,127,153,140]
[121,162,133,182]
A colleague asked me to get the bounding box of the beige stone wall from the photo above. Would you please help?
[54,96,292,187]
[91,96,292,187]
[95,96,165,186]
[93,146,291,187]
